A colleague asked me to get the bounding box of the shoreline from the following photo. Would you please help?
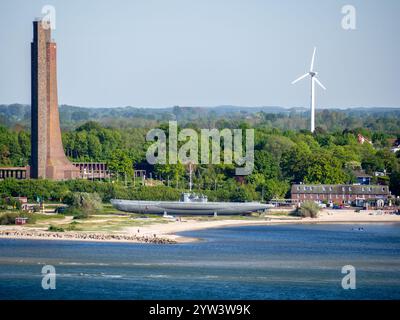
[1,210,399,244]
[0,229,176,244]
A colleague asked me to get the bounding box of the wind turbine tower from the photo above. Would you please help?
[292,47,326,133]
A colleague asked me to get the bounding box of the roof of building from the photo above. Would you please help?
[291,184,390,195]
[352,170,372,178]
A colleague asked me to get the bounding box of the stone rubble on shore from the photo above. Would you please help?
[0,230,176,244]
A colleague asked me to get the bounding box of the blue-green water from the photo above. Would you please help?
[1,223,400,300]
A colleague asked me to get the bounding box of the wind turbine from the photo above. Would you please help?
[292,47,326,133]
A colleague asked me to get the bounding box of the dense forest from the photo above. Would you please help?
[1,104,400,133]
[0,104,399,200]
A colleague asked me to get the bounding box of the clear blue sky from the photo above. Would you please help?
[0,0,399,108]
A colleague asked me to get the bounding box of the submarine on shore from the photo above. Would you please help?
[110,193,274,216]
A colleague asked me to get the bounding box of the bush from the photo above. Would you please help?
[298,201,321,218]
[0,212,19,225]
[48,225,65,232]
[0,212,36,225]
[65,221,80,231]
[0,197,21,210]
[62,207,89,220]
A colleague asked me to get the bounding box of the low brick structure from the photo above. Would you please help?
[0,167,29,180]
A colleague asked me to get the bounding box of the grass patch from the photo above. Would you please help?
[267,211,292,216]
[31,214,65,221]
[71,215,171,232]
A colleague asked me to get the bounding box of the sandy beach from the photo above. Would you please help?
[0,209,399,244]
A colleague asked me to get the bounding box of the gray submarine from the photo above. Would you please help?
[111,193,273,216]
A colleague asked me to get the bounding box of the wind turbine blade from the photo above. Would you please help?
[310,47,316,71]
[314,77,326,90]
[292,73,309,84]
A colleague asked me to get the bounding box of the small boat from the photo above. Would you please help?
[111,193,273,216]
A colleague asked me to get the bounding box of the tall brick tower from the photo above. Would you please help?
[31,20,79,180]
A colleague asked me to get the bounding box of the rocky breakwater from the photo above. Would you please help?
[0,229,176,244]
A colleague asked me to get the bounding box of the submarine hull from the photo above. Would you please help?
[110,199,272,216]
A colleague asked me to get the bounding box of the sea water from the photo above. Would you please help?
[0,223,399,300]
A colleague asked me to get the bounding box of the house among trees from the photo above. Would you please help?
[357,134,373,145]
[391,139,400,154]
[353,170,372,185]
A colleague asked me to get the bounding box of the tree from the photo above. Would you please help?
[63,192,103,218]
[254,150,280,180]
[390,170,400,196]
[107,149,134,179]
[87,133,102,160]
[281,146,311,182]
[304,153,347,184]
[263,179,290,200]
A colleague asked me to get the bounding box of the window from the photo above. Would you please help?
[382,187,385,191]
[329,187,333,191]
[349,187,352,191]
[297,186,300,191]
[322,187,326,191]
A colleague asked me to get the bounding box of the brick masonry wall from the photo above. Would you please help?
[30,21,79,180]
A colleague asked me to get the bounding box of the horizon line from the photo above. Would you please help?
[1,103,400,110]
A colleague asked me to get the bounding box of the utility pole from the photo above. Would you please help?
[189,162,193,192]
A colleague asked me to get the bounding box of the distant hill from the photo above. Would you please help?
[1,103,399,133]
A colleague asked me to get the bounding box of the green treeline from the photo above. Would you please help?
[0,179,261,203]
[0,108,399,201]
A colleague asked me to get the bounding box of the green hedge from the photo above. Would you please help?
[0,178,261,203]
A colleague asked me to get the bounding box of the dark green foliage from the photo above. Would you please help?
[0,212,19,225]
[0,212,36,225]
[48,225,65,232]
[66,208,89,220]
[0,106,399,200]
[0,197,21,210]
